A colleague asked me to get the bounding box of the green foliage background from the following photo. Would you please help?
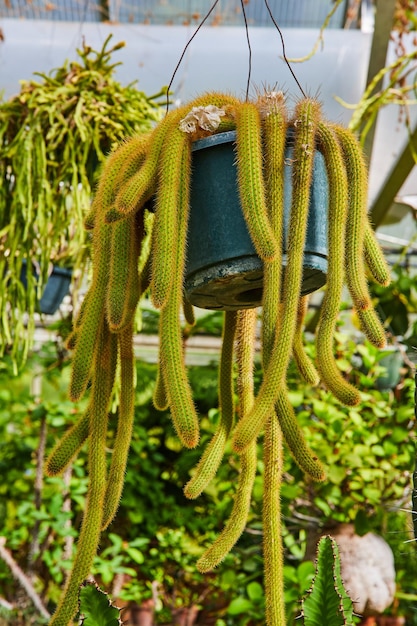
[0,318,415,624]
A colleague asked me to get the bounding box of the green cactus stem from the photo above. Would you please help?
[85,133,150,229]
[356,308,387,348]
[261,91,287,365]
[197,309,258,572]
[158,145,199,449]
[101,325,135,530]
[232,98,321,453]
[263,415,286,626]
[235,102,279,262]
[315,122,361,406]
[301,536,354,626]
[107,216,140,331]
[184,311,237,499]
[150,128,191,309]
[335,126,370,312]
[44,411,89,477]
[69,137,142,402]
[182,294,196,326]
[363,221,391,286]
[293,297,320,386]
[153,361,169,411]
[275,389,325,481]
[49,323,116,626]
[113,110,185,220]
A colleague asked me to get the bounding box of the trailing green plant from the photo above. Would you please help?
[0,36,165,371]
[45,91,390,625]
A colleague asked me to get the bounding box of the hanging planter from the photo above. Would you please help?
[45,91,391,626]
[185,129,328,310]
[20,261,73,315]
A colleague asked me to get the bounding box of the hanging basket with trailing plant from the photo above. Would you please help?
[44,86,391,626]
[0,36,165,370]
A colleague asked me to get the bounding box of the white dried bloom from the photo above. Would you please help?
[257,90,285,119]
[179,105,226,133]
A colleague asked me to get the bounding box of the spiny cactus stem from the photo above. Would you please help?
[70,130,133,400]
[363,220,391,286]
[159,144,199,449]
[184,311,237,499]
[263,416,286,626]
[102,326,135,530]
[113,113,184,219]
[275,389,325,481]
[151,128,191,309]
[356,308,387,348]
[107,217,138,331]
[197,309,258,572]
[262,100,287,366]
[50,325,115,626]
[197,440,257,573]
[119,212,146,332]
[182,294,196,326]
[235,102,279,261]
[335,126,371,311]
[293,296,320,386]
[315,122,361,406]
[44,410,89,477]
[90,134,152,226]
[69,268,107,401]
[232,98,320,454]
[83,136,141,230]
[153,355,169,411]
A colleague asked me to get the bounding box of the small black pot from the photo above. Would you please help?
[21,260,72,315]
[184,131,328,311]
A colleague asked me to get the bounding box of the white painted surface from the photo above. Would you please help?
[0,18,415,240]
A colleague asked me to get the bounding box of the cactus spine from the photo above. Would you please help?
[47,91,390,626]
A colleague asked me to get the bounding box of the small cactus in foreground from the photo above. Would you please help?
[79,582,122,626]
[302,536,355,626]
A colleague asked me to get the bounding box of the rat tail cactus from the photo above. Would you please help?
[46,90,390,626]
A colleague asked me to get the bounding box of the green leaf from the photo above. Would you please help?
[79,582,121,626]
[227,597,254,615]
[302,536,354,626]
[246,581,264,602]
[354,509,372,536]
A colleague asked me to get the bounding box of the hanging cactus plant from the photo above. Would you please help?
[45,91,390,626]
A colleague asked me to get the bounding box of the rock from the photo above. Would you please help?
[329,524,396,616]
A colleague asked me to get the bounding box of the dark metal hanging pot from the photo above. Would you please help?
[184,130,328,310]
